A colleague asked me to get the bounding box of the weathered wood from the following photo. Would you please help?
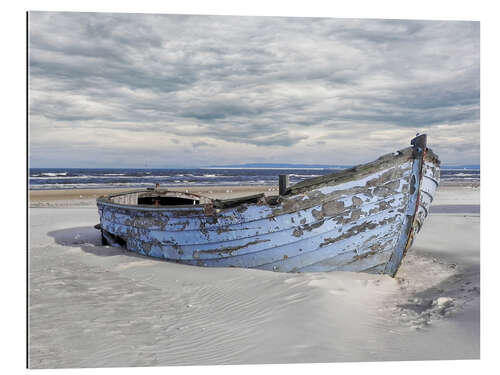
[383,134,436,276]
[411,133,427,157]
[213,193,265,208]
[279,174,290,195]
[286,147,413,195]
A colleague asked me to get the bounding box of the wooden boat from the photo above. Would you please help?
[96,134,439,276]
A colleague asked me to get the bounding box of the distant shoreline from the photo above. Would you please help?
[202,167,332,170]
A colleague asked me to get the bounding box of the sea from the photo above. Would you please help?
[29,167,480,190]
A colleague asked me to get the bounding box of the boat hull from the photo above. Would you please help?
[96,138,440,276]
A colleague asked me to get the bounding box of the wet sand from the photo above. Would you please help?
[28,185,480,368]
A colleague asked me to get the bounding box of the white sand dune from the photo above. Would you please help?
[28,187,479,368]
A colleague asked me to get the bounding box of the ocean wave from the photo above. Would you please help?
[28,167,479,190]
[289,174,322,178]
[29,179,278,190]
[31,172,68,177]
[452,173,479,177]
[30,175,93,180]
[30,174,181,180]
[442,177,480,181]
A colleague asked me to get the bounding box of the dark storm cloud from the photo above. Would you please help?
[28,12,479,167]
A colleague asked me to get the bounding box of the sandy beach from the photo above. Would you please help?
[28,184,480,368]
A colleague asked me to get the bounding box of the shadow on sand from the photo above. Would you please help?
[47,226,157,261]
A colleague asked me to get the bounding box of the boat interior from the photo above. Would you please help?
[100,189,274,208]
[104,190,209,207]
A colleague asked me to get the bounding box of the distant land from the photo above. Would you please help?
[205,163,349,169]
[205,163,480,170]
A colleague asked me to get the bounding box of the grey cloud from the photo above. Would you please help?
[192,141,214,149]
[180,102,262,121]
[28,12,479,167]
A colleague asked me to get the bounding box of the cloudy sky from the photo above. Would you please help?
[28,12,479,168]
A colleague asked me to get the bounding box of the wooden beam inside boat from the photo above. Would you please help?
[213,193,266,209]
[279,174,290,195]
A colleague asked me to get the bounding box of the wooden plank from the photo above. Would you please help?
[100,192,409,252]
[213,193,265,208]
[286,147,413,195]
[125,206,405,264]
[279,174,290,195]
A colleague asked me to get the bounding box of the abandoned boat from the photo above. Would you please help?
[96,134,439,276]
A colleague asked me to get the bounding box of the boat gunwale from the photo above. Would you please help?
[96,189,211,210]
[284,146,439,196]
